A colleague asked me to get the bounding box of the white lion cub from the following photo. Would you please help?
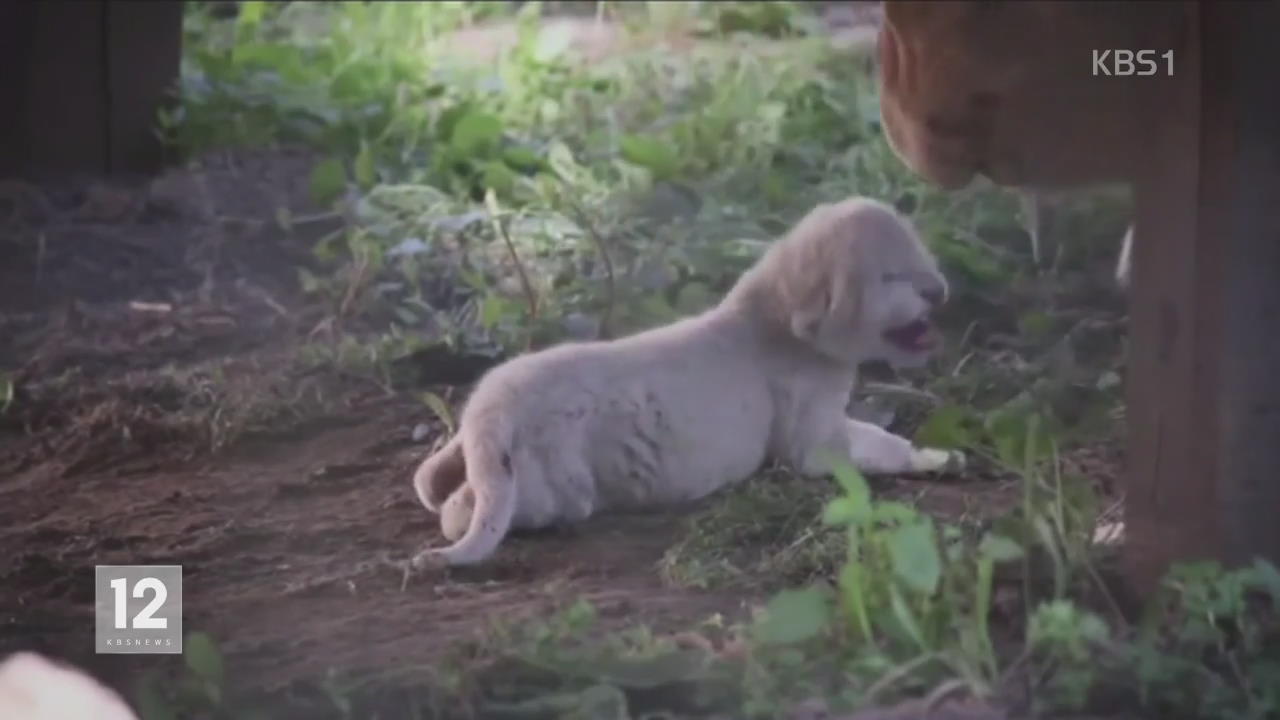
[410,196,964,569]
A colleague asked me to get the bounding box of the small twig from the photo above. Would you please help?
[215,210,343,230]
[563,194,616,339]
[861,381,941,405]
[484,191,539,350]
[1083,550,1128,628]
[337,254,370,320]
[951,350,976,378]
[948,321,980,377]
[862,652,941,705]
[922,677,971,713]
[240,281,291,319]
[955,321,979,352]
[1019,189,1042,268]
[128,301,173,314]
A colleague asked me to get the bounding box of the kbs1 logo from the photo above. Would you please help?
[95,565,183,654]
[1092,49,1174,77]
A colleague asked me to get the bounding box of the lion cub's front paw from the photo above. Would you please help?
[911,447,966,474]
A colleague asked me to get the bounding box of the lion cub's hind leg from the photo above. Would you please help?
[440,484,475,542]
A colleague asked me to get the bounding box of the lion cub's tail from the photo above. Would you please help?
[412,434,465,514]
[418,430,519,566]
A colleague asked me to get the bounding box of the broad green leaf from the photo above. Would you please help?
[502,145,547,174]
[828,459,870,506]
[480,294,514,329]
[985,408,1053,470]
[872,500,921,525]
[675,281,715,313]
[236,1,267,27]
[450,112,504,156]
[619,134,680,180]
[633,295,678,325]
[887,582,928,651]
[133,670,177,720]
[482,684,627,719]
[308,157,347,206]
[589,649,712,688]
[546,140,584,183]
[753,586,830,646]
[420,392,455,436]
[1247,558,1280,610]
[481,160,518,196]
[436,102,475,142]
[393,305,420,326]
[822,497,866,526]
[534,22,574,62]
[758,101,787,123]
[1017,310,1054,338]
[933,240,1006,285]
[183,632,224,688]
[887,519,942,596]
[978,533,1025,563]
[913,405,974,450]
[457,268,489,292]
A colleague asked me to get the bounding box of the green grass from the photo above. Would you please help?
[658,469,847,592]
[146,2,1280,719]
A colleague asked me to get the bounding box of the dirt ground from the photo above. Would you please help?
[0,147,1124,718]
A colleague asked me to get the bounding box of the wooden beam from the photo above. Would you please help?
[0,1,109,176]
[106,1,185,175]
[0,1,182,177]
[1125,1,1280,592]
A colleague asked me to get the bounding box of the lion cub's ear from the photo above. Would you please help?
[788,259,857,347]
[788,286,834,344]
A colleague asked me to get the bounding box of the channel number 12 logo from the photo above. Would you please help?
[95,565,183,654]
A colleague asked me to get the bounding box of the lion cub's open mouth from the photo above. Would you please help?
[883,317,939,353]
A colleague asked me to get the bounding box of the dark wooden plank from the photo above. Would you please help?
[0,2,38,173]
[0,1,182,178]
[1124,0,1280,593]
[1205,1,1280,571]
[0,1,108,177]
[106,1,184,174]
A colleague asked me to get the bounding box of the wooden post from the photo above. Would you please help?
[1125,1,1280,592]
[0,1,183,177]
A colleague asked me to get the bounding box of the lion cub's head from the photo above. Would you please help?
[732,197,947,368]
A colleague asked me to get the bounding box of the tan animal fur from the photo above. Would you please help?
[410,197,965,569]
[876,1,1185,192]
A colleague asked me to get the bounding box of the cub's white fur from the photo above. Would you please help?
[0,653,137,720]
[411,197,963,569]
